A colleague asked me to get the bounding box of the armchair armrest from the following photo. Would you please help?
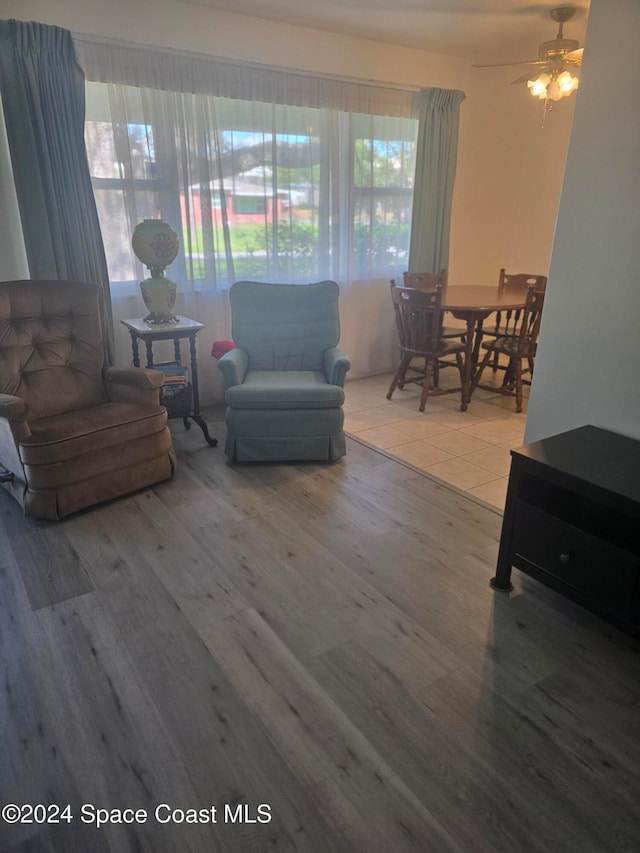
[0,393,29,422]
[218,347,249,388]
[105,366,163,405]
[323,347,351,387]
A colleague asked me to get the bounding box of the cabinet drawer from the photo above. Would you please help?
[511,500,640,621]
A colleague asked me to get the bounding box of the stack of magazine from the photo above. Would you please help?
[157,361,188,396]
[156,361,191,416]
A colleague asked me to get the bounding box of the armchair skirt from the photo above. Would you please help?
[224,370,346,462]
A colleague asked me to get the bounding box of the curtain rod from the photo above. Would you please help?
[71,31,422,95]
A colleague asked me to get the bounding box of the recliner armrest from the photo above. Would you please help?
[323,347,351,388]
[105,366,164,389]
[218,347,249,387]
[105,366,163,405]
[0,393,29,422]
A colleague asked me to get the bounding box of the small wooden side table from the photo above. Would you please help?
[121,316,217,447]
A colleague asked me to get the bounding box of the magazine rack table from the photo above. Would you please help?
[121,316,217,447]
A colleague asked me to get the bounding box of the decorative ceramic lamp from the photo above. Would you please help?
[131,219,179,323]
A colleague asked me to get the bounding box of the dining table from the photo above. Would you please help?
[439,284,529,367]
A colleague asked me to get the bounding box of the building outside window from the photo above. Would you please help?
[84,81,417,292]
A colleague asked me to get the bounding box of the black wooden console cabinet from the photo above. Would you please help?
[493,425,640,634]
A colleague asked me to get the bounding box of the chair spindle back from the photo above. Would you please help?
[493,268,548,334]
[390,283,445,356]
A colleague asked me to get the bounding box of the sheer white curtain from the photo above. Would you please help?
[0,92,29,281]
[78,39,419,401]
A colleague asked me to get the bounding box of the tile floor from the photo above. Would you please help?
[344,367,530,512]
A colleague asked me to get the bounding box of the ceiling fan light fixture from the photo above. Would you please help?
[528,73,551,98]
[527,68,578,102]
[558,70,579,94]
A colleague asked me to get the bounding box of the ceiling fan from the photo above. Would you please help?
[474,6,583,102]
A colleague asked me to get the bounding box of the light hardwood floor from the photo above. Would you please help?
[1,408,639,852]
[345,370,530,512]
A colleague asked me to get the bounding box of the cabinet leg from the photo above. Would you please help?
[490,562,514,591]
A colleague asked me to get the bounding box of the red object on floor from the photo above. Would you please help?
[211,340,235,359]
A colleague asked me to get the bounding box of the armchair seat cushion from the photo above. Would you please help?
[20,403,168,465]
[225,371,344,410]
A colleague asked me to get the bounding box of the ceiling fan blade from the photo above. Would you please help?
[511,71,538,85]
[472,59,544,69]
[565,47,584,63]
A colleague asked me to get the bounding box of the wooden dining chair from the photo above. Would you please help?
[393,270,466,385]
[481,268,547,375]
[387,283,470,412]
[402,269,447,287]
[470,284,545,412]
[401,270,463,338]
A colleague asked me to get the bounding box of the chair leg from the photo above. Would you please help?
[470,348,493,396]
[502,356,517,387]
[514,358,524,413]
[456,351,469,412]
[387,354,410,399]
[397,353,412,390]
[386,366,401,400]
[491,350,500,373]
[419,360,435,412]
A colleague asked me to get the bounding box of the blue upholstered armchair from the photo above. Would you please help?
[218,281,351,462]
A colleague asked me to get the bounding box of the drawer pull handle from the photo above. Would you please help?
[559,553,571,565]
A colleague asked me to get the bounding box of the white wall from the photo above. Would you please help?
[2,0,574,287]
[525,0,640,443]
[450,68,575,284]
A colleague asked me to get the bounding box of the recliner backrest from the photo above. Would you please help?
[229,281,340,371]
[0,280,107,421]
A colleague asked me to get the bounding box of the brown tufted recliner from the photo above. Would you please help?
[0,279,176,519]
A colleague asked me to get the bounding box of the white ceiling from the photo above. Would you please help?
[173,0,590,65]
